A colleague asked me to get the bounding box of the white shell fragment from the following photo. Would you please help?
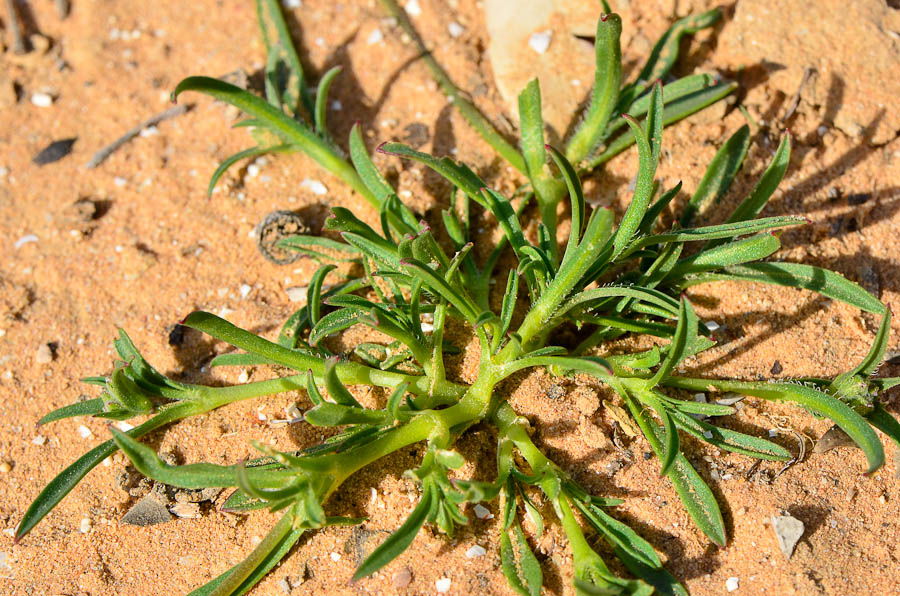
[465,544,486,558]
[726,577,739,592]
[435,577,452,593]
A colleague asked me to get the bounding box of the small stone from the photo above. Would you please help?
[0,462,11,473]
[80,518,92,533]
[114,176,127,187]
[31,92,54,107]
[705,320,720,331]
[367,28,383,45]
[300,178,327,195]
[770,360,783,375]
[36,343,54,364]
[405,0,421,17]
[330,552,341,562]
[448,22,465,38]
[277,577,292,594]
[170,501,201,519]
[32,434,46,446]
[393,567,412,588]
[78,425,92,438]
[465,544,486,558]
[528,30,552,55]
[435,577,451,593]
[240,284,252,299]
[473,504,493,519]
[772,514,804,559]
[32,138,77,165]
[726,576,739,592]
[0,551,9,571]
[544,384,565,400]
[813,425,856,454]
[121,493,173,526]
[286,286,308,303]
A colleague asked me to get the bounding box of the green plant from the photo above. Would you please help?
[18,2,900,596]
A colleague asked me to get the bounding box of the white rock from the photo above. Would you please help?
[465,544,486,558]
[139,126,159,137]
[331,100,342,111]
[367,28,384,45]
[246,164,260,178]
[300,178,328,195]
[330,552,341,562]
[32,434,46,446]
[705,321,720,331]
[405,0,421,16]
[78,425,93,439]
[117,421,135,431]
[448,22,465,38]
[435,577,451,593]
[240,284,252,299]
[114,176,127,187]
[528,30,552,55]
[282,0,302,7]
[31,92,54,107]
[726,577,739,592]
[80,518,92,533]
[237,370,250,384]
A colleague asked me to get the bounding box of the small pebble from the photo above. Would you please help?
[282,0,301,7]
[448,22,464,38]
[32,137,77,165]
[705,321,720,331]
[473,504,493,519]
[117,421,135,431]
[726,577,739,592]
[240,284,252,299]
[300,178,327,195]
[36,343,54,364]
[246,164,260,178]
[393,568,412,588]
[139,126,159,137]
[528,30,552,54]
[277,577,292,594]
[330,552,341,562]
[435,577,451,593]
[31,92,54,107]
[78,425,93,439]
[465,544,486,558]
[331,100,342,111]
[286,286,308,303]
[114,176,127,187]
[0,462,11,473]
[237,370,250,383]
[405,0,421,16]
[80,518,92,533]
[367,28,384,45]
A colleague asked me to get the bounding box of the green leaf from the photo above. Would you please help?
[866,404,900,452]
[313,66,341,134]
[500,518,543,596]
[546,145,585,260]
[38,398,105,425]
[663,378,884,473]
[324,357,364,408]
[517,79,548,194]
[304,402,391,427]
[618,8,722,110]
[500,271,519,339]
[353,483,434,579]
[670,410,792,460]
[590,81,737,168]
[191,509,301,596]
[679,125,751,227]
[565,13,622,164]
[307,264,337,327]
[172,76,375,207]
[256,0,311,116]
[665,233,781,281]
[639,391,680,477]
[725,133,792,225]
[633,215,804,250]
[379,142,489,207]
[560,285,680,321]
[679,262,886,314]
[848,309,891,379]
[611,85,662,259]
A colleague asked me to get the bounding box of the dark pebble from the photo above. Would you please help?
[402,122,430,148]
[32,137,77,165]
[847,193,872,206]
[168,324,186,346]
[770,360,783,375]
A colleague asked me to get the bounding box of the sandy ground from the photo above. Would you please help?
[1,0,899,595]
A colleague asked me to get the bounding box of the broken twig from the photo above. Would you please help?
[85,104,192,169]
